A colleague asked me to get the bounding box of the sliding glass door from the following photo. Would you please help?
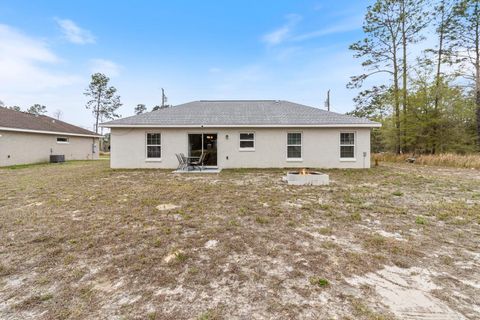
[188,133,217,166]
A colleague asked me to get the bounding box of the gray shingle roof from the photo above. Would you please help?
[101,100,380,127]
[0,107,100,137]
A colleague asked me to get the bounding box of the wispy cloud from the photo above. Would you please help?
[55,18,95,44]
[0,24,80,93]
[262,14,301,46]
[263,14,362,47]
[89,59,122,77]
[293,18,362,42]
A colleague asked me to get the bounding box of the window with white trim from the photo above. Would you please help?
[287,132,302,159]
[239,132,255,150]
[340,132,355,159]
[57,137,69,144]
[146,133,161,159]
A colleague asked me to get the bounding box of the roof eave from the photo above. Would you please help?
[0,126,103,138]
[101,123,382,128]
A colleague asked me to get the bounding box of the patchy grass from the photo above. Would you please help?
[0,161,479,319]
[350,298,394,320]
[197,309,222,320]
[309,276,329,287]
[415,216,428,225]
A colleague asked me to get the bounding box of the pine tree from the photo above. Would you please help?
[349,0,403,153]
[448,0,480,148]
[84,73,122,133]
[27,104,47,115]
[134,104,147,115]
[429,0,458,153]
[399,0,429,151]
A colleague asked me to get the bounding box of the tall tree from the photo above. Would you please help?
[134,104,147,115]
[53,109,63,120]
[399,0,429,151]
[449,0,480,147]
[84,73,122,133]
[349,0,403,153]
[27,104,47,115]
[429,0,458,153]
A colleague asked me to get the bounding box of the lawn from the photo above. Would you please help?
[0,161,479,319]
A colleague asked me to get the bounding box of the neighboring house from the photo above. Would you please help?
[0,107,101,166]
[101,100,381,169]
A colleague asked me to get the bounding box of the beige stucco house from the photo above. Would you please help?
[0,107,101,166]
[101,100,380,169]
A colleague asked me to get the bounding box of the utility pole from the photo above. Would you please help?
[324,89,330,111]
[161,88,167,108]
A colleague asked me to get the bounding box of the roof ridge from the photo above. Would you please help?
[198,100,282,102]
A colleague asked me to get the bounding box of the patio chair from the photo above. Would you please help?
[181,153,190,171]
[175,153,187,171]
[189,152,206,171]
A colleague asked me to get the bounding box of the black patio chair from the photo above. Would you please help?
[189,153,206,171]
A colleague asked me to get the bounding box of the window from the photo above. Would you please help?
[57,137,69,144]
[239,132,255,150]
[340,132,355,159]
[287,132,302,159]
[146,133,161,159]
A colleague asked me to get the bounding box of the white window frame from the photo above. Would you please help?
[239,132,255,151]
[286,132,302,161]
[340,131,356,161]
[145,132,162,161]
[56,137,69,144]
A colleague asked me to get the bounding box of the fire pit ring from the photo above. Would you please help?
[285,169,329,186]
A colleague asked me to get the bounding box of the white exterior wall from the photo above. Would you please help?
[0,130,99,166]
[110,127,372,169]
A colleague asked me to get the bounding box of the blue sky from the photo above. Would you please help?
[0,1,375,130]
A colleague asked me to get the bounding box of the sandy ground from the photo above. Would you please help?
[0,161,479,319]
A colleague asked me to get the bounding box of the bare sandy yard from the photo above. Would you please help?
[0,161,479,319]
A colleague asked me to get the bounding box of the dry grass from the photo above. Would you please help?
[0,160,479,319]
[375,152,480,169]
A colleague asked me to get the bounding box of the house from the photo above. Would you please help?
[101,100,381,169]
[0,107,101,166]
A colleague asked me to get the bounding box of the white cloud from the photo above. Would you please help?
[0,24,87,128]
[0,24,59,63]
[262,14,301,46]
[0,24,80,93]
[293,20,361,42]
[55,18,95,44]
[89,59,122,77]
[263,14,362,46]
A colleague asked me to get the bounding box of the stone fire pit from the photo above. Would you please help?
[285,169,329,186]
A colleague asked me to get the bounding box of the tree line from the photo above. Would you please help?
[349,0,480,154]
[0,101,64,119]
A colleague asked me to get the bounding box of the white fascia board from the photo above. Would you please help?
[0,127,102,138]
[101,123,382,128]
